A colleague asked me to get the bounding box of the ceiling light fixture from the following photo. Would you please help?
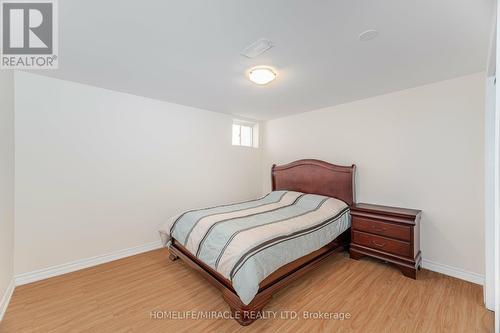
[359,29,378,41]
[248,67,277,85]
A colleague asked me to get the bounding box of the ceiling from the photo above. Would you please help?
[36,0,494,120]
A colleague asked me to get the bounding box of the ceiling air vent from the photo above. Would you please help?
[240,39,274,58]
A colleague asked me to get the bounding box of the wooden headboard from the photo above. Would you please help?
[271,159,356,206]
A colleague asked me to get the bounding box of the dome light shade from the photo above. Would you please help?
[248,67,277,85]
[359,29,378,41]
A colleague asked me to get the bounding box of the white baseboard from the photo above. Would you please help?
[0,279,15,321]
[11,241,485,292]
[15,240,163,286]
[422,259,485,285]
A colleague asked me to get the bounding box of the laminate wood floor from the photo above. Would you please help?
[0,249,493,333]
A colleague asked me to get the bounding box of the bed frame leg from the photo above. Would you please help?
[168,252,179,261]
[222,289,271,326]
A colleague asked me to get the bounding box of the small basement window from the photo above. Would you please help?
[232,121,258,148]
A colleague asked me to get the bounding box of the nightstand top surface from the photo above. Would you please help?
[351,203,421,219]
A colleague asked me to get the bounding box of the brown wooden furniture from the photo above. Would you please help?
[349,203,422,279]
[168,159,355,325]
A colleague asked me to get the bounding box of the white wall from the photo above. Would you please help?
[14,72,262,275]
[11,70,488,284]
[0,71,15,319]
[263,72,486,277]
[484,7,496,311]
[485,75,496,309]
[495,3,500,328]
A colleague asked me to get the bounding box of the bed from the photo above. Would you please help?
[159,159,356,325]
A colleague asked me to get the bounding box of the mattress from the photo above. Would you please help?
[159,190,350,305]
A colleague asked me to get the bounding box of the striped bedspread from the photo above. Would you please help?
[159,190,350,305]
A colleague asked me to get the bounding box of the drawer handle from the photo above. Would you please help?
[372,240,386,248]
[371,226,386,232]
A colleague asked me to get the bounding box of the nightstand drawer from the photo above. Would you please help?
[352,217,411,241]
[352,231,411,257]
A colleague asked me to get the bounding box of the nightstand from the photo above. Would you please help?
[349,203,422,279]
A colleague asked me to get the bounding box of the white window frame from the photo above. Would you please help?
[232,120,259,148]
